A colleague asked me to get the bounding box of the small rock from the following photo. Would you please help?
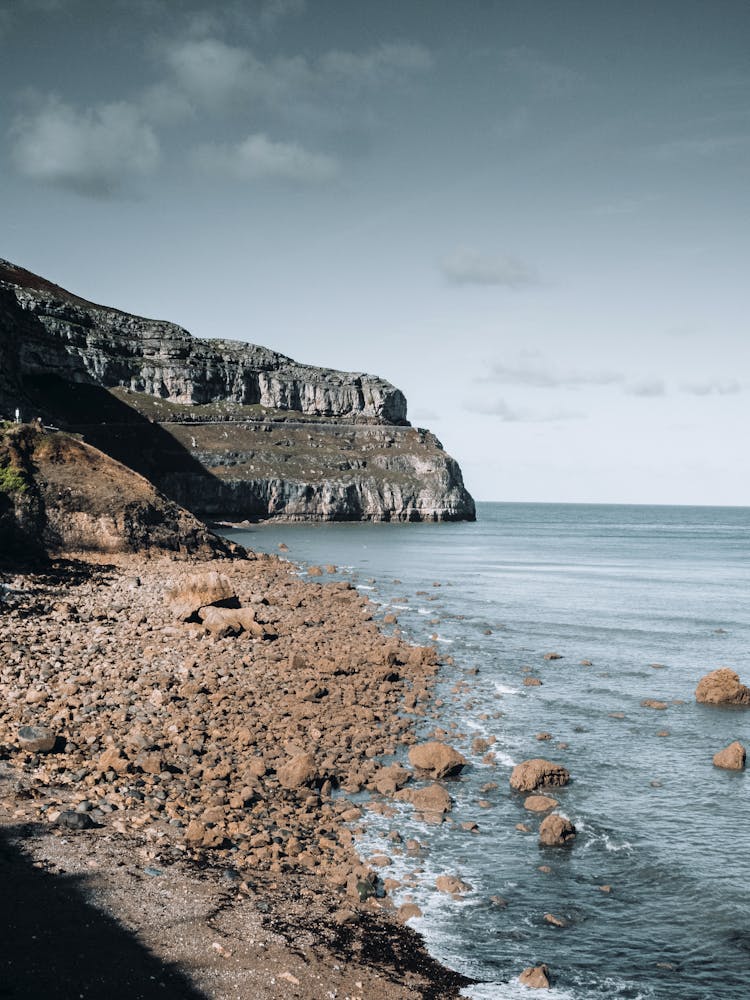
[543,653,562,661]
[544,913,566,927]
[435,874,472,896]
[524,794,558,812]
[712,741,746,770]
[398,903,423,922]
[519,964,551,989]
[538,813,576,847]
[523,677,542,687]
[641,699,668,710]
[57,810,95,830]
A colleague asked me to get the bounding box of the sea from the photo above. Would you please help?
[224,502,750,999]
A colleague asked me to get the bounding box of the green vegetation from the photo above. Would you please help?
[0,460,27,495]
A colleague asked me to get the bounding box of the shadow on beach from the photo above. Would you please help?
[0,825,206,1000]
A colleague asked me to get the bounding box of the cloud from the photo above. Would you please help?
[159,36,432,113]
[9,95,160,197]
[464,397,584,422]
[441,249,540,288]
[477,362,622,388]
[681,379,742,396]
[192,132,338,182]
[625,379,667,398]
[319,42,433,86]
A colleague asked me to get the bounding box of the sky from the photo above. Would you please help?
[1,0,748,505]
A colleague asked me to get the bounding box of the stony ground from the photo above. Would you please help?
[0,551,472,999]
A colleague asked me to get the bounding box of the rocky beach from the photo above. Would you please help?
[0,548,474,998]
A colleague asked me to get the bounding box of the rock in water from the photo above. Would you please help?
[510,759,570,792]
[519,964,551,988]
[408,741,467,778]
[539,813,577,847]
[713,741,746,770]
[695,669,750,706]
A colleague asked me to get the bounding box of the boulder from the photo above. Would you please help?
[398,903,423,922]
[519,964,551,989]
[539,813,576,847]
[277,752,319,789]
[695,669,750,706]
[394,783,452,816]
[524,794,558,812]
[712,741,746,770]
[408,741,467,779]
[435,874,472,896]
[510,759,570,792]
[17,725,56,754]
[198,605,270,639]
[168,572,238,621]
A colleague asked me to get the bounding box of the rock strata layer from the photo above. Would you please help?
[0,259,475,523]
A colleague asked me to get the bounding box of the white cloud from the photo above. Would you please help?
[319,42,433,86]
[682,379,742,396]
[159,36,432,113]
[192,132,339,182]
[625,379,667,398]
[10,95,160,197]
[464,397,584,422]
[441,249,540,288]
[477,362,622,388]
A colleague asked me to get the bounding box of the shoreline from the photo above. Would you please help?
[0,550,474,998]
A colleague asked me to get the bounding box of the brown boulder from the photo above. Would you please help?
[524,794,558,812]
[168,572,238,621]
[712,741,746,770]
[510,759,570,792]
[696,669,750,706]
[519,964,551,989]
[17,725,56,754]
[539,813,576,847]
[277,752,318,789]
[394,783,452,816]
[398,903,423,922]
[408,741,467,779]
[435,874,472,896]
[198,605,269,639]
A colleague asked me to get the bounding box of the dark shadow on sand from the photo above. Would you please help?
[0,824,207,1000]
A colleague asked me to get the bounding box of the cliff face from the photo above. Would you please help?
[0,259,475,523]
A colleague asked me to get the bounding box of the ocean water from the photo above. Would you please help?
[224,502,750,999]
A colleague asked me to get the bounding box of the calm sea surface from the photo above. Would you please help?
[225,502,750,999]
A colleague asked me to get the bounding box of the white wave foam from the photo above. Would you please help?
[494,682,521,695]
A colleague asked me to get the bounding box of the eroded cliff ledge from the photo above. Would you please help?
[0,259,475,522]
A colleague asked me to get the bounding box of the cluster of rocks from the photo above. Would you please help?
[0,555,450,908]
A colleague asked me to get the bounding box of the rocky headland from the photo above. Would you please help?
[0,258,475,524]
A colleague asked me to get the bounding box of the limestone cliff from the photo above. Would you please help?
[0,259,475,522]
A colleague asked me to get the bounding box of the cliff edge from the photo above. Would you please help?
[0,259,475,523]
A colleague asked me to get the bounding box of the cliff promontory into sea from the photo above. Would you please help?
[0,259,475,523]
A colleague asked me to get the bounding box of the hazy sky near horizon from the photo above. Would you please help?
[2,0,748,504]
